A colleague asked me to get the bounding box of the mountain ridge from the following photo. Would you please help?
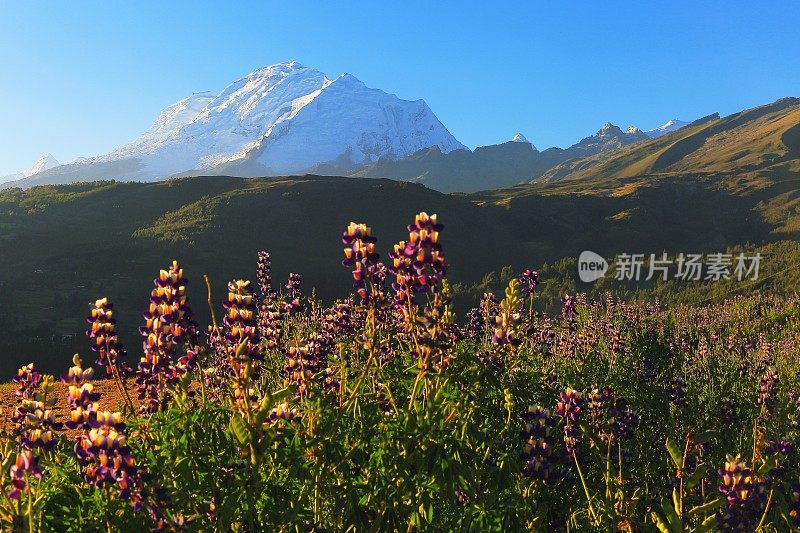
[1,154,59,184]
[7,62,465,188]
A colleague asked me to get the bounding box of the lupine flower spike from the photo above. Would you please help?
[136,260,197,415]
[342,222,380,302]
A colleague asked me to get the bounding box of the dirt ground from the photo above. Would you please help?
[0,378,139,430]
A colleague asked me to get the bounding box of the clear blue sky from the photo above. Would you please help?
[1,1,798,175]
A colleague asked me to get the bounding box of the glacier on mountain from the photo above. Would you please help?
[16,61,465,185]
[645,119,689,138]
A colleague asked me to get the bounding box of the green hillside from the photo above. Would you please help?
[534,97,800,191]
[0,176,527,371]
[2,164,799,372]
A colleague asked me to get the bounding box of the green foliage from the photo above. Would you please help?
[0,286,798,530]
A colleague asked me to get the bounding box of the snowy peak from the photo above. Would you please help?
[28,154,59,175]
[645,119,689,138]
[247,67,467,174]
[1,153,60,184]
[33,61,466,183]
[508,133,537,151]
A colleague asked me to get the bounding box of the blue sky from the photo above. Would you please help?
[1,1,798,175]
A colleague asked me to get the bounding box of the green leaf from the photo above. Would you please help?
[688,498,721,516]
[756,453,778,476]
[692,512,718,532]
[257,394,273,415]
[228,414,250,446]
[652,512,672,533]
[672,488,681,517]
[685,464,707,490]
[235,339,250,357]
[666,437,683,468]
[662,500,682,532]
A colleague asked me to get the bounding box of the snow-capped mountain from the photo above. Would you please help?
[12,61,465,187]
[645,119,689,138]
[1,154,59,184]
[510,132,537,150]
[28,153,60,175]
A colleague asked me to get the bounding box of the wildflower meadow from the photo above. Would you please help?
[2,212,799,531]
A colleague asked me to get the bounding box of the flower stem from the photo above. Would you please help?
[573,450,598,523]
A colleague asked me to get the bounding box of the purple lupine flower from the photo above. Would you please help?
[256,250,274,302]
[737,359,750,378]
[86,297,129,377]
[555,387,583,461]
[7,450,42,500]
[75,411,146,510]
[13,363,42,400]
[716,455,767,531]
[477,349,505,373]
[464,306,484,341]
[259,301,284,353]
[284,273,303,314]
[556,388,583,423]
[561,294,576,321]
[518,270,539,299]
[321,300,355,340]
[256,251,284,351]
[11,365,62,452]
[62,356,100,431]
[223,279,262,361]
[518,270,539,318]
[763,439,793,457]
[464,292,498,341]
[284,333,331,396]
[65,355,148,513]
[373,262,388,287]
[136,260,197,415]
[521,405,559,483]
[388,212,446,308]
[265,401,301,426]
[341,222,380,301]
[375,383,395,417]
[406,212,446,289]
